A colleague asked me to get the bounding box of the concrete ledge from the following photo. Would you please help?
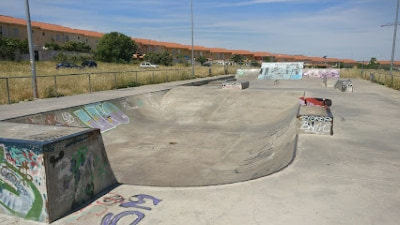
[0,122,117,223]
[297,105,333,135]
[334,79,353,92]
[222,81,250,90]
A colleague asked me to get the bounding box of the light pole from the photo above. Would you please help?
[24,0,38,99]
[382,0,400,87]
[390,0,399,87]
[191,0,195,78]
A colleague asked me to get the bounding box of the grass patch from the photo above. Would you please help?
[0,61,236,104]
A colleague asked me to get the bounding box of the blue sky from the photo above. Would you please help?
[0,0,398,61]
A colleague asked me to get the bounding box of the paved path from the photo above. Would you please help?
[1,76,400,225]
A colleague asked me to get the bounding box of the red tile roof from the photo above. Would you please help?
[0,15,103,37]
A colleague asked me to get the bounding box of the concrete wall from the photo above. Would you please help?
[44,128,117,222]
[303,69,340,78]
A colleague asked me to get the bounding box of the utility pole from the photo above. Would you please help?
[25,0,38,99]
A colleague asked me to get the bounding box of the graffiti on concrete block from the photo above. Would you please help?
[74,102,129,132]
[334,79,353,92]
[303,69,340,78]
[299,115,332,134]
[50,145,110,207]
[0,144,47,222]
[258,62,303,80]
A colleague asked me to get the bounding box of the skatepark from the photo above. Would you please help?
[0,72,400,225]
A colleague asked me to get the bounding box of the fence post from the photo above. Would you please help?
[152,71,154,83]
[114,72,117,89]
[6,78,10,104]
[385,73,388,86]
[54,75,58,97]
[165,69,168,82]
[135,71,138,84]
[88,73,92,93]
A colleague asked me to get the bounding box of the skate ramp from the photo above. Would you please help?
[102,86,300,186]
[2,86,301,187]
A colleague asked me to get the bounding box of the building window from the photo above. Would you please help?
[56,34,60,41]
[0,26,3,36]
[42,32,45,36]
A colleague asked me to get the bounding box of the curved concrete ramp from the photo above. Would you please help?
[102,86,300,186]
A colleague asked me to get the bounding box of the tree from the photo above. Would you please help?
[0,37,28,60]
[196,55,207,65]
[230,54,244,64]
[44,42,61,50]
[144,51,173,66]
[61,41,91,52]
[263,56,275,62]
[95,32,137,63]
[367,57,380,69]
[249,61,260,67]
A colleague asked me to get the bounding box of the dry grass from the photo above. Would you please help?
[340,68,400,90]
[0,61,238,104]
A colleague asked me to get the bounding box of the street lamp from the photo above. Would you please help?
[24,0,38,99]
[191,0,195,78]
[390,0,399,87]
[382,0,400,87]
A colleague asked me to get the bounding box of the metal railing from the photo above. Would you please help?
[0,68,193,105]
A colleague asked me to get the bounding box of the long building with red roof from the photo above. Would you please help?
[3,14,399,67]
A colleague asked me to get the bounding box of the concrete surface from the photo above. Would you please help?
[0,75,400,225]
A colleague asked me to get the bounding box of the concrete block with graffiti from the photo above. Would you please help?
[297,98,334,135]
[222,81,249,90]
[0,122,117,223]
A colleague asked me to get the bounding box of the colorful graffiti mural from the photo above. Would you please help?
[5,101,130,133]
[303,69,340,78]
[258,62,303,80]
[74,102,130,132]
[0,144,47,222]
